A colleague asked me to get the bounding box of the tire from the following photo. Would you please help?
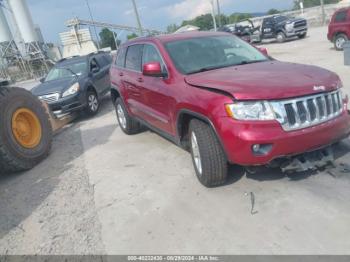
[85,90,100,116]
[276,32,286,43]
[0,87,52,174]
[115,97,141,135]
[189,119,228,187]
[334,34,348,51]
[298,33,307,39]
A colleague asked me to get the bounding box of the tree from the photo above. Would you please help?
[167,24,179,33]
[293,0,340,9]
[127,33,139,40]
[267,8,280,15]
[99,28,119,50]
[181,14,214,30]
[228,13,253,24]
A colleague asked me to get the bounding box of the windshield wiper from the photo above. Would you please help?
[235,60,267,66]
[188,64,231,74]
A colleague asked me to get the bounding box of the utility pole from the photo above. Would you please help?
[85,0,100,49]
[210,0,217,31]
[216,0,222,27]
[131,0,143,36]
[320,0,326,25]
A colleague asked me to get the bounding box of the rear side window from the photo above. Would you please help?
[115,47,127,68]
[125,44,143,71]
[335,11,347,22]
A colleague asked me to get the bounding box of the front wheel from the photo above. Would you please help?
[85,90,100,116]
[334,34,348,51]
[189,119,228,187]
[298,33,307,39]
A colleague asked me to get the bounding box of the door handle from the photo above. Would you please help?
[137,77,143,83]
[119,72,124,77]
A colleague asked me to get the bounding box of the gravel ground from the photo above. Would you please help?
[1,26,350,255]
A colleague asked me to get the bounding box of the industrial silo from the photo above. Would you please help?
[0,3,12,43]
[7,0,38,43]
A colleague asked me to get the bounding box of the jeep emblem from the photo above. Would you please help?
[313,85,326,91]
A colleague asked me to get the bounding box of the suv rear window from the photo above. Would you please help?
[335,11,347,22]
[125,45,143,71]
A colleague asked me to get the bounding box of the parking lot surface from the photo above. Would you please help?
[1,26,350,255]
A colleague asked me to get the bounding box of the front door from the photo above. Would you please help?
[138,44,175,134]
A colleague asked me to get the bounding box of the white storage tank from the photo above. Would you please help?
[0,3,12,43]
[7,0,38,43]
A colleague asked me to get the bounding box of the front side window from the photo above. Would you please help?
[45,61,87,81]
[165,35,268,75]
[125,44,143,71]
[335,11,347,22]
[142,45,163,65]
[90,58,100,71]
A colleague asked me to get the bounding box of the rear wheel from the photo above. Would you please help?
[334,34,348,51]
[85,90,100,116]
[115,97,141,135]
[0,87,52,173]
[189,119,228,187]
[276,32,286,43]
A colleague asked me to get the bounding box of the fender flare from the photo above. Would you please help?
[176,109,228,159]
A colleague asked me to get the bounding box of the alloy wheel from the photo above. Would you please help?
[117,104,127,130]
[191,131,202,175]
[88,94,98,112]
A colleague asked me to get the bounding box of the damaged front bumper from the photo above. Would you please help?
[279,146,334,173]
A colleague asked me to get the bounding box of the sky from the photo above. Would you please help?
[26,0,295,44]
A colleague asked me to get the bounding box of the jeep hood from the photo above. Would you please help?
[185,61,340,100]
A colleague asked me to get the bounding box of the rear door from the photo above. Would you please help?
[122,44,146,119]
[138,44,174,133]
[333,10,349,38]
[261,18,275,38]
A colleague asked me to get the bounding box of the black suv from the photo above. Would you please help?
[253,15,308,43]
[32,52,112,117]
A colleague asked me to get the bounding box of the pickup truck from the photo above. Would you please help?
[110,32,350,187]
[254,15,308,43]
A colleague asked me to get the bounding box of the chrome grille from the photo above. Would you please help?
[38,93,60,103]
[271,90,343,131]
[294,20,307,28]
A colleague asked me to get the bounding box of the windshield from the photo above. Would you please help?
[45,61,87,81]
[275,16,288,23]
[165,35,268,75]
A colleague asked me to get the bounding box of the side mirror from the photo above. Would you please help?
[258,47,268,56]
[92,66,100,74]
[40,77,45,83]
[143,62,165,77]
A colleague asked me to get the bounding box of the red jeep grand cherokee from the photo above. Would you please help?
[110,32,350,187]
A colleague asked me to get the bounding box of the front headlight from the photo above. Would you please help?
[285,23,294,32]
[62,83,80,98]
[225,101,275,121]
